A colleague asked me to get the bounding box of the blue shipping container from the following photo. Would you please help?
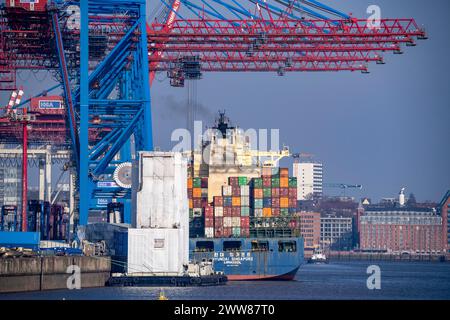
[0,231,40,251]
[263,198,272,208]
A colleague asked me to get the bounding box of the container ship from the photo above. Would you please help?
[187,112,304,280]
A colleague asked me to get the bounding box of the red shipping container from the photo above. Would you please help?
[201,177,208,188]
[240,228,250,237]
[289,188,297,198]
[280,188,289,197]
[187,188,193,198]
[272,208,280,216]
[215,228,224,238]
[272,197,280,208]
[205,217,214,227]
[228,177,239,186]
[232,207,241,217]
[214,196,224,207]
[271,188,280,197]
[215,217,223,228]
[205,206,214,217]
[202,199,209,207]
[193,199,202,208]
[263,177,271,187]
[288,198,297,208]
[232,186,241,197]
[240,217,250,228]
[224,207,232,217]
[223,227,233,237]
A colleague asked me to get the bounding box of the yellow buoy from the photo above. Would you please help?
[157,289,168,300]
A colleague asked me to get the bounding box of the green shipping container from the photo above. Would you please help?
[288,177,297,188]
[232,227,241,237]
[280,208,289,216]
[241,206,250,216]
[253,199,263,209]
[238,176,248,186]
[271,178,280,187]
[193,177,202,188]
[263,188,272,197]
[252,178,263,188]
[189,209,194,218]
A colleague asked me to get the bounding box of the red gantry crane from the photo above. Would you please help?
[0,0,427,226]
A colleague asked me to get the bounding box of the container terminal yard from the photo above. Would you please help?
[0,0,447,295]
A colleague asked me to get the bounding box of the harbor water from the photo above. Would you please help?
[1,261,449,300]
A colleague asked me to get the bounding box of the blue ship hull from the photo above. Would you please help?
[189,237,304,281]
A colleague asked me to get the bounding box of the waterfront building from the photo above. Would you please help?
[360,205,444,253]
[438,190,450,253]
[297,211,321,256]
[320,215,353,251]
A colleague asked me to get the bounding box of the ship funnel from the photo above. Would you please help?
[399,187,406,206]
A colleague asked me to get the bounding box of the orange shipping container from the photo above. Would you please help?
[193,188,202,198]
[232,197,241,207]
[189,199,193,209]
[253,189,263,198]
[187,178,193,189]
[263,208,272,217]
[280,197,289,208]
[280,168,289,177]
[280,177,289,188]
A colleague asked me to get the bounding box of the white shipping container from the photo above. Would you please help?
[232,217,241,227]
[214,206,223,217]
[205,227,214,238]
[254,208,263,217]
[240,196,250,207]
[193,208,203,217]
[127,228,188,275]
[240,185,250,196]
[223,217,233,228]
[222,185,232,196]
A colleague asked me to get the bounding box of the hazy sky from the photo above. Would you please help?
[1,0,448,202]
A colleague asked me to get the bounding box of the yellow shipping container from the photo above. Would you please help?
[193,188,202,198]
[280,177,289,188]
[280,197,289,208]
[263,208,272,217]
[187,178,193,189]
[232,197,241,207]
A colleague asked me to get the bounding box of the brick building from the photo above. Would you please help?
[297,211,321,257]
[360,205,444,253]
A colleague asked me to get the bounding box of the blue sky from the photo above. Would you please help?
[150,0,450,202]
[1,0,448,202]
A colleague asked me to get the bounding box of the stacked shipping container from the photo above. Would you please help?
[188,177,209,218]
[250,167,297,218]
[188,177,209,237]
[211,176,250,238]
[188,168,298,239]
